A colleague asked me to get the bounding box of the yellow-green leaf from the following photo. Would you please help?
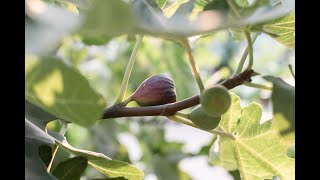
[210,93,295,180]
[263,13,295,48]
[25,56,106,126]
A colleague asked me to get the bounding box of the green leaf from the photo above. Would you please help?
[229,27,245,40]
[210,93,295,180]
[218,93,242,134]
[38,145,53,167]
[52,136,144,180]
[80,0,134,37]
[203,0,229,11]
[52,157,88,180]
[25,56,106,126]
[25,1,80,55]
[263,13,295,48]
[25,119,57,180]
[156,0,167,9]
[25,100,57,130]
[235,0,249,7]
[229,170,241,180]
[264,76,295,145]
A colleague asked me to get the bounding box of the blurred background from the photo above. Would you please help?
[27,0,295,179]
[47,32,294,179]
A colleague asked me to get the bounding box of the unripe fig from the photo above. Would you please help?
[131,74,176,106]
[190,105,221,130]
[200,85,231,117]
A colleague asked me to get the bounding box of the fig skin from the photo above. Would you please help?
[131,74,176,106]
[200,85,231,117]
[190,105,221,130]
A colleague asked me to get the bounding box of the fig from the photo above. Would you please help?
[190,105,221,130]
[200,85,231,117]
[131,74,176,106]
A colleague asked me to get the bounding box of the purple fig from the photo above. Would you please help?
[130,74,176,106]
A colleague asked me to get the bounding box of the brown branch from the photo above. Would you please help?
[102,70,253,119]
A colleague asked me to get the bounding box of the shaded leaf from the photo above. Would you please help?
[25,56,106,126]
[38,145,53,167]
[264,76,295,144]
[229,170,241,180]
[286,144,295,158]
[25,119,57,180]
[210,93,295,180]
[203,0,229,11]
[263,13,295,48]
[25,100,57,130]
[52,136,144,180]
[52,157,88,180]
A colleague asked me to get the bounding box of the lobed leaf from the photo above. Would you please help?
[210,93,295,180]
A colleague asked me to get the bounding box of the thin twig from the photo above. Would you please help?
[234,34,259,75]
[243,81,272,90]
[182,38,205,92]
[244,31,254,70]
[115,35,144,104]
[167,116,236,140]
[47,120,68,172]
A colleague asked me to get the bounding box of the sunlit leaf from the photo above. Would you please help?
[25,56,106,126]
[210,93,295,180]
[263,13,295,48]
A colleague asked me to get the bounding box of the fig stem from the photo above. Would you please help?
[121,95,133,106]
[167,115,236,140]
[182,38,205,93]
[174,111,190,119]
[47,120,68,173]
[244,30,254,71]
[243,81,272,90]
[115,35,144,104]
[234,33,259,75]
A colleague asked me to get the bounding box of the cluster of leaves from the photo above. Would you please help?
[25,0,295,179]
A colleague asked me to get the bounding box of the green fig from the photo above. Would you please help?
[131,74,176,106]
[190,105,221,130]
[200,85,231,117]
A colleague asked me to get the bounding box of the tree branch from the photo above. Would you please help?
[102,70,253,119]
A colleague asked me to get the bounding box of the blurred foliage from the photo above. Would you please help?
[26,0,294,179]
